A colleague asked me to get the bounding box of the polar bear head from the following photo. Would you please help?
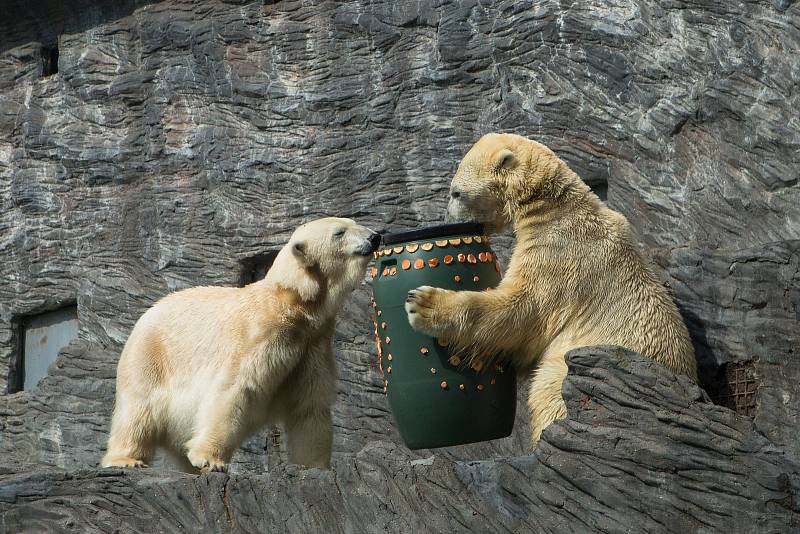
[266,217,380,306]
[447,133,589,234]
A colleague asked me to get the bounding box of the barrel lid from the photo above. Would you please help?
[381,222,485,246]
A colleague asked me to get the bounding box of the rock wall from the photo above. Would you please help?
[0,0,798,530]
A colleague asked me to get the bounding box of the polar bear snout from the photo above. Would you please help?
[367,231,382,252]
[356,230,382,256]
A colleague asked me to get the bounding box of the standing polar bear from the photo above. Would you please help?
[102,218,380,471]
[406,133,697,442]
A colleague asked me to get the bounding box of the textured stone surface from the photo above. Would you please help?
[0,0,799,529]
[1,348,798,533]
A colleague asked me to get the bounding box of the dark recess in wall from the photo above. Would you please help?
[41,43,58,76]
[590,181,608,201]
[239,251,278,287]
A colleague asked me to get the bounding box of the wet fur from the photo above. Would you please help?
[406,133,697,442]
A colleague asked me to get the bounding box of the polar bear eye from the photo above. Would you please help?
[333,228,346,238]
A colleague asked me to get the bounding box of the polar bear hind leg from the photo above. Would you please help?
[101,399,156,468]
[528,352,569,443]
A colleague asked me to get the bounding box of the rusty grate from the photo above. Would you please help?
[709,361,759,417]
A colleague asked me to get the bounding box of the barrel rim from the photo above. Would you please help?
[381,222,485,246]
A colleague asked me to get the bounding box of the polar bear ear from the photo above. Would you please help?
[292,241,312,266]
[494,149,518,173]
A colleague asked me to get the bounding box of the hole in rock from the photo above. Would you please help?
[706,360,759,417]
[238,251,278,287]
[9,304,78,393]
[41,43,59,77]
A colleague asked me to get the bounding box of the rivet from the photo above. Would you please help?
[476,384,485,391]
[458,384,465,391]
[456,253,465,263]
[420,347,430,355]
[435,240,448,247]
[414,259,425,269]
[389,267,397,276]
[449,356,461,366]
[474,236,483,243]
[454,275,461,282]
[485,252,493,262]
[373,252,379,259]
[370,267,378,278]
[401,259,411,270]
[462,236,473,244]
[490,378,496,385]
[428,258,439,268]
[387,354,393,361]
[443,255,454,265]
[473,275,480,283]
[381,322,387,329]
[448,238,462,246]
[377,310,382,316]
[387,366,392,374]
[385,336,391,344]
[382,267,390,276]
[467,254,477,264]
[421,243,434,251]
[478,252,487,262]
[406,243,419,253]
[393,246,404,254]
[382,248,392,256]
[383,386,388,394]
[384,379,388,386]
[430,368,437,374]
[440,381,448,389]
[371,300,376,307]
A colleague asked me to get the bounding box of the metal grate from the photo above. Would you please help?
[710,361,758,417]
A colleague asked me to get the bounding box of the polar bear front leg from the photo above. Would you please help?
[405,285,536,360]
[185,390,245,472]
[404,286,455,337]
[285,409,333,469]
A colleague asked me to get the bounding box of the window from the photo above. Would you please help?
[238,251,278,287]
[10,306,78,392]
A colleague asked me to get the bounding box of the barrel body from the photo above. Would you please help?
[369,224,516,449]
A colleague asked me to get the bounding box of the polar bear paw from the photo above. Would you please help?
[101,455,149,469]
[405,286,446,334]
[187,448,228,473]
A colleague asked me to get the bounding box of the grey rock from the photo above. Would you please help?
[1,348,797,533]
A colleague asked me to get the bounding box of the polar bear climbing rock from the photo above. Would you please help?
[102,217,380,471]
[405,133,698,443]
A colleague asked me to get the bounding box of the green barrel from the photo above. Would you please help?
[369,223,516,449]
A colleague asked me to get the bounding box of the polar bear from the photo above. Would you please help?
[101,217,380,471]
[405,133,697,442]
